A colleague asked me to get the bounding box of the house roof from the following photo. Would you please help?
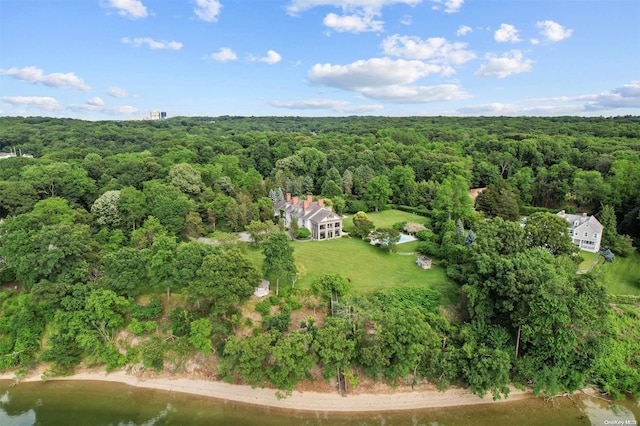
[274,197,341,224]
[557,211,603,233]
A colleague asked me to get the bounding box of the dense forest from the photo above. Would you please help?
[0,115,639,400]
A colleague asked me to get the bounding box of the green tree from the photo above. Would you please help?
[186,248,260,311]
[91,190,122,228]
[311,274,351,300]
[352,211,375,239]
[169,163,204,196]
[245,219,278,247]
[389,165,418,206]
[262,232,296,296]
[524,212,577,256]
[370,228,401,253]
[0,181,38,217]
[364,175,392,212]
[268,330,314,394]
[312,317,357,380]
[189,318,213,356]
[431,175,474,230]
[117,186,147,231]
[475,180,520,221]
[102,247,150,297]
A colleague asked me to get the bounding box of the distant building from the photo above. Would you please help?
[150,110,167,120]
[0,147,33,160]
[274,194,343,240]
[416,256,432,270]
[557,210,603,253]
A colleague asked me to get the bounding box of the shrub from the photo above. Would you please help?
[392,221,407,231]
[417,241,440,256]
[255,300,271,316]
[296,228,311,239]
[128,319,158,335]
[416,229,435,241]
[130,299,163,320]
[264,312,291,333]
[346,199,368,213]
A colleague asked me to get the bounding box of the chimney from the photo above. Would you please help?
[317,198,324,207]
[582,212,587,218]
[560,210,565,216]
[303,200,309,210]
[285,193,291,202]
[306,194,313,203]
[292,196,299,205]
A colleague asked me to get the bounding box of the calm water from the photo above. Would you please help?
[1,380,638,426]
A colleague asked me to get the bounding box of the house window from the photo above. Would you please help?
[584,231,588,237]
[594,232,598,239]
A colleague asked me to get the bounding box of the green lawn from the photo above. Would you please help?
[343,209,429,234]
[599,251,640,295]
[244,236,458,305]
[578,250,600,271]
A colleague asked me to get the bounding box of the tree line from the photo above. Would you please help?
[0,115,638,399]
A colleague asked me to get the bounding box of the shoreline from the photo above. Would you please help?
[0,369,534,412]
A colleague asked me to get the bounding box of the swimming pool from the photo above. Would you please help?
[398,234,417,244]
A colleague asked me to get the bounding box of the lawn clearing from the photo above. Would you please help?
[578,250,600,272]
[244,237,458,306]
[343,209,429,234]
[599,251,640,295]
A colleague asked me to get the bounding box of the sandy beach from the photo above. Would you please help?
[0,369,533,412]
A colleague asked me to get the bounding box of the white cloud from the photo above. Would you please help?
[271,99,350,109]
[270,98,384,113]
[459,81,640,116]
[475,50,533,78]
[87,97,105,106]
[381,35,475,64]
[323,12,383,33]
[573,81,640,110]
[430,0,463,13]
[69,98,139,115]
[341,104,385,113]
[400,15,412,25]
[102,0,148,19]
[107,87,133,97]
[458,102,581,116]
[211,47,238,62]
[536,20,573,42]
[309,57,448,90]
[530,38,540,45]
[121,37,183,50]
[494,24,521,43]
[3,96,61,111]
[0,66,91,91]
[286,0,422,15]
[308,57,468,103]
[456,25,472,36]
[251,50,282,64]
[360,84,470,103]
[194,0,222,22]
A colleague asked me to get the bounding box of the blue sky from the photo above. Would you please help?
[1,0,639,119]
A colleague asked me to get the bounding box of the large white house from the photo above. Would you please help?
[557,210,603,253]
[274,194,343,240]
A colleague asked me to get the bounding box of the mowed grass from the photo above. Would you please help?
[578,250,599,271]
[342,209,429,234]
[599,251,640,295]
[244,236,458,305]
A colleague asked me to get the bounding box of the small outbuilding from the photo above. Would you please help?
[416,256,432,270]
[254,280,270,298]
